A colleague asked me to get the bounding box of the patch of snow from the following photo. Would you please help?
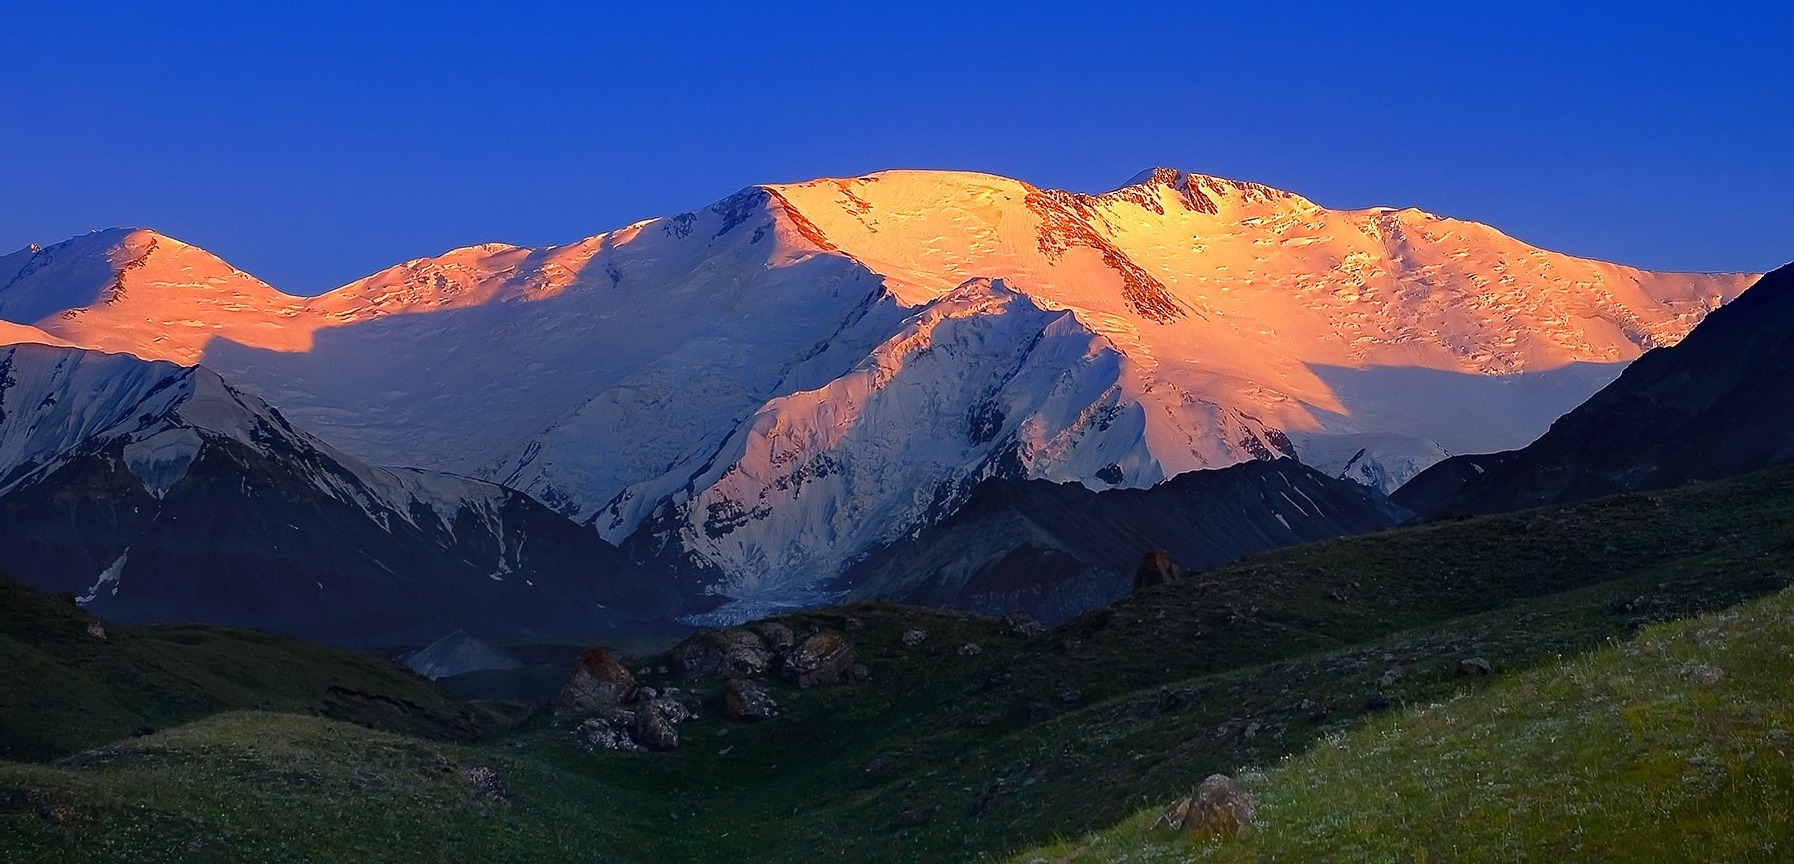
[78,551,128,604]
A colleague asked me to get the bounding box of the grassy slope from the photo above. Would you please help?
[0,574,492,761]
[3,463,1793,862]
[1014,586,1794,863]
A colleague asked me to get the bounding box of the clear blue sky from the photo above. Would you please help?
[4,1,1789,292]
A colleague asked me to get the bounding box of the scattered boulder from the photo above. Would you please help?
[891,806,934,829]
[722,678,779,722]
[575,716,640,752]
[1000,610,1045,637]
[1156,774,1257,839]
[901,627,929,647]
[1457,658,1493,677]
[748,621,796,652]
[670,628,776,680]
[781,630,857,687]
[459,765,508,799]
[634,697,693,751]
[1132,549,1181,590]
[556,648,638,716]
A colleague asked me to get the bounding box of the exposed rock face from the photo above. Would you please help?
[781,630,857,687]
[1157,774,1257,839]
[1133,549,1180,591]
[670,628,776,680]
[555,648,638,716]
[722,678,779,722]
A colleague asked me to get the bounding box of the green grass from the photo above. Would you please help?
[0,574,494,761]
[5,464,1794,862]
[0,712,632,864]
[1013,586,1794,863]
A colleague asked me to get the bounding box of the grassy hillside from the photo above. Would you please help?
[1014,586,1794,863]
[4,463,1794,862]
[0,574,493,761]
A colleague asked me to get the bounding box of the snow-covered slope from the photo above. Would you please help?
[0,170,1756,620]
[0,343,674,644]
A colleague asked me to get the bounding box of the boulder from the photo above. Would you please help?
[781,630,857,687]
[575,715,640,752]
[1132,549,1181,590]
[458,765,507,799]
[901,627,929,647]
[747,621,796,652]
[958,642,982,657]
[634,697,693,751]
[670,628,775,680]
[722,678,779,722]
[555,648,638,716]
[1000,610,1045,638]
[1457,658,1493,677]
[891,807,934,829]
[1156,774,1257,839]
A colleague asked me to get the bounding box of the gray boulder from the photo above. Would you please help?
[781,630,857,687]
[1156,774,1257,839]
[555,648,637,716]
[670,628,776,680]
[722,678,779,722]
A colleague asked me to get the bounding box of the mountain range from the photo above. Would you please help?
[0,168,1758,632]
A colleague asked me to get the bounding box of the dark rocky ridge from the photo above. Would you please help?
[835,458,1408,622]
[1397,263,1794,517]
[0,345,681,647]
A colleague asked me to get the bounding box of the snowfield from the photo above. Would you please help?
[0,168,1756,618]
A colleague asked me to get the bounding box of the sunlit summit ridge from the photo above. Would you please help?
[0,168,1754,619]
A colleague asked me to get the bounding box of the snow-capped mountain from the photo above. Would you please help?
[0,342,677,645]
[0,169,1755,620]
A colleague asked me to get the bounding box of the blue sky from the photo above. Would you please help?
[3,1,1789,291]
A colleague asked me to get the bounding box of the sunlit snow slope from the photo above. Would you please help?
[0,170,1755,618]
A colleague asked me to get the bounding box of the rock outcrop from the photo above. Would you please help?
[1133,549,1181,591]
